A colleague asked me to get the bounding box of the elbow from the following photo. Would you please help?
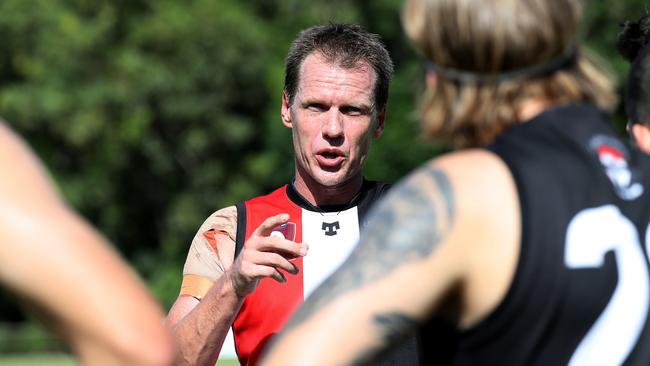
[137,341,176,366]
[117,329,176,366]
[79,324,176,366]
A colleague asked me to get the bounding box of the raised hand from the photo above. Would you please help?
[227,214,308,298]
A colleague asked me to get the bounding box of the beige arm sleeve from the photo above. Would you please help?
[180,205,238,299]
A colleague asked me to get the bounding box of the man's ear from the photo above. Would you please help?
[373,108,386,139]
[281,91,292,128]
[632,123,650,154]
[425,69,437,90]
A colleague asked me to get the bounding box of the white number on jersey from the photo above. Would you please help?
[565,205,650,365]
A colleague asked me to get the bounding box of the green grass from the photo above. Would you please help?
[0,354,240,365]
[0,353,76,366]
[217,360,240,366]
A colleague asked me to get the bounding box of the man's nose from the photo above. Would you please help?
[322,110,344,140]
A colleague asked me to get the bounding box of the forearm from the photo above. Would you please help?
[1,209,175,366]
[169,273,244,366]
[263,272,423,366]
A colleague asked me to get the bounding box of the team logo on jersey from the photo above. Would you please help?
[321,221,340,236]
[589,135,644,200]
[270,222,296,241]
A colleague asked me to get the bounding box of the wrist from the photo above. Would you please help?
[223,270,248,301]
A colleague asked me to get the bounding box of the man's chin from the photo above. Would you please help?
[312,170,355,189]
[317,161,343,172]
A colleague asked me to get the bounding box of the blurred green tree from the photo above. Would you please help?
[0,0,645,327]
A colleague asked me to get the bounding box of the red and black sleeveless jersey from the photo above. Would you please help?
[231,180,419,366]
[422,104,650,365]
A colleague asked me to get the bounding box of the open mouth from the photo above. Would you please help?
[316,150,345,170]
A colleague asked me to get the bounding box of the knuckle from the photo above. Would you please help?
[245,237,259,248]
[266,236,281,246]
[262,252,278,266]
[261,267,275,278]
[268,253,283,265]
[240,262,255,275]
[240,252,253,263]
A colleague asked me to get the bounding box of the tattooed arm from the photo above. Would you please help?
[261,151,520,365]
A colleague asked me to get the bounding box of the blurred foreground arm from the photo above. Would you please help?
[0,122,175,365]
[262,152,519,365]
[263,161,457,365]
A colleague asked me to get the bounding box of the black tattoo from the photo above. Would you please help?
[352,313,420,366]
[374,313,419,344]
[283,165,455,331]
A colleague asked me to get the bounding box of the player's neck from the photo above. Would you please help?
[517,98,551,122]
[292,171,364,207]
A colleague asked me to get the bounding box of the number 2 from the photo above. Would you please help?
[565,205,650,365]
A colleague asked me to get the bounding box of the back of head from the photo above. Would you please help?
[403,0,617,148]
[617,13,650,125]
[284,23,394,113]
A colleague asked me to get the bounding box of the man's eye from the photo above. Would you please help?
[342,107,363,116]
[307,104,327,111]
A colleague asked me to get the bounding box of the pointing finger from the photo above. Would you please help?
[253,214,290,237]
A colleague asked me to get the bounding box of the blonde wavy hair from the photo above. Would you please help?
[402,0,618,148]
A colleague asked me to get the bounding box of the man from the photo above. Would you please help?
[166,24,419,365]
[263,0,650,365]
[617,13,650,153]
[0,121,175,365]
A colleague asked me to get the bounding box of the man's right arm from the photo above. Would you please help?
[166,206,244,366]
[167,273,243,366]
[167,207,308,366]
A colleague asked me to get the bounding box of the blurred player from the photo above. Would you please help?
[0,120,174,365]
[617,13,650,153]
[262,0,650,365]
[166,24,421,366]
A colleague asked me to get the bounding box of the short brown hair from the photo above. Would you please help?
[402,0,617,148]
[284,24,394,113]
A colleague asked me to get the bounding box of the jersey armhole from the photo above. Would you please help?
[234,202,246,258]
[460,148,528,343]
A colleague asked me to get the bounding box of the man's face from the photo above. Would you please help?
[281,53,384,189]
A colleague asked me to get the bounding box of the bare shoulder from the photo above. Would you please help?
[385,149,516,231]
[434,149,515,196]
[0,121,61,208]
[435,149,521,328]
[431,149,519,229]
[379,149,518,261]
[0,121,67,248]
